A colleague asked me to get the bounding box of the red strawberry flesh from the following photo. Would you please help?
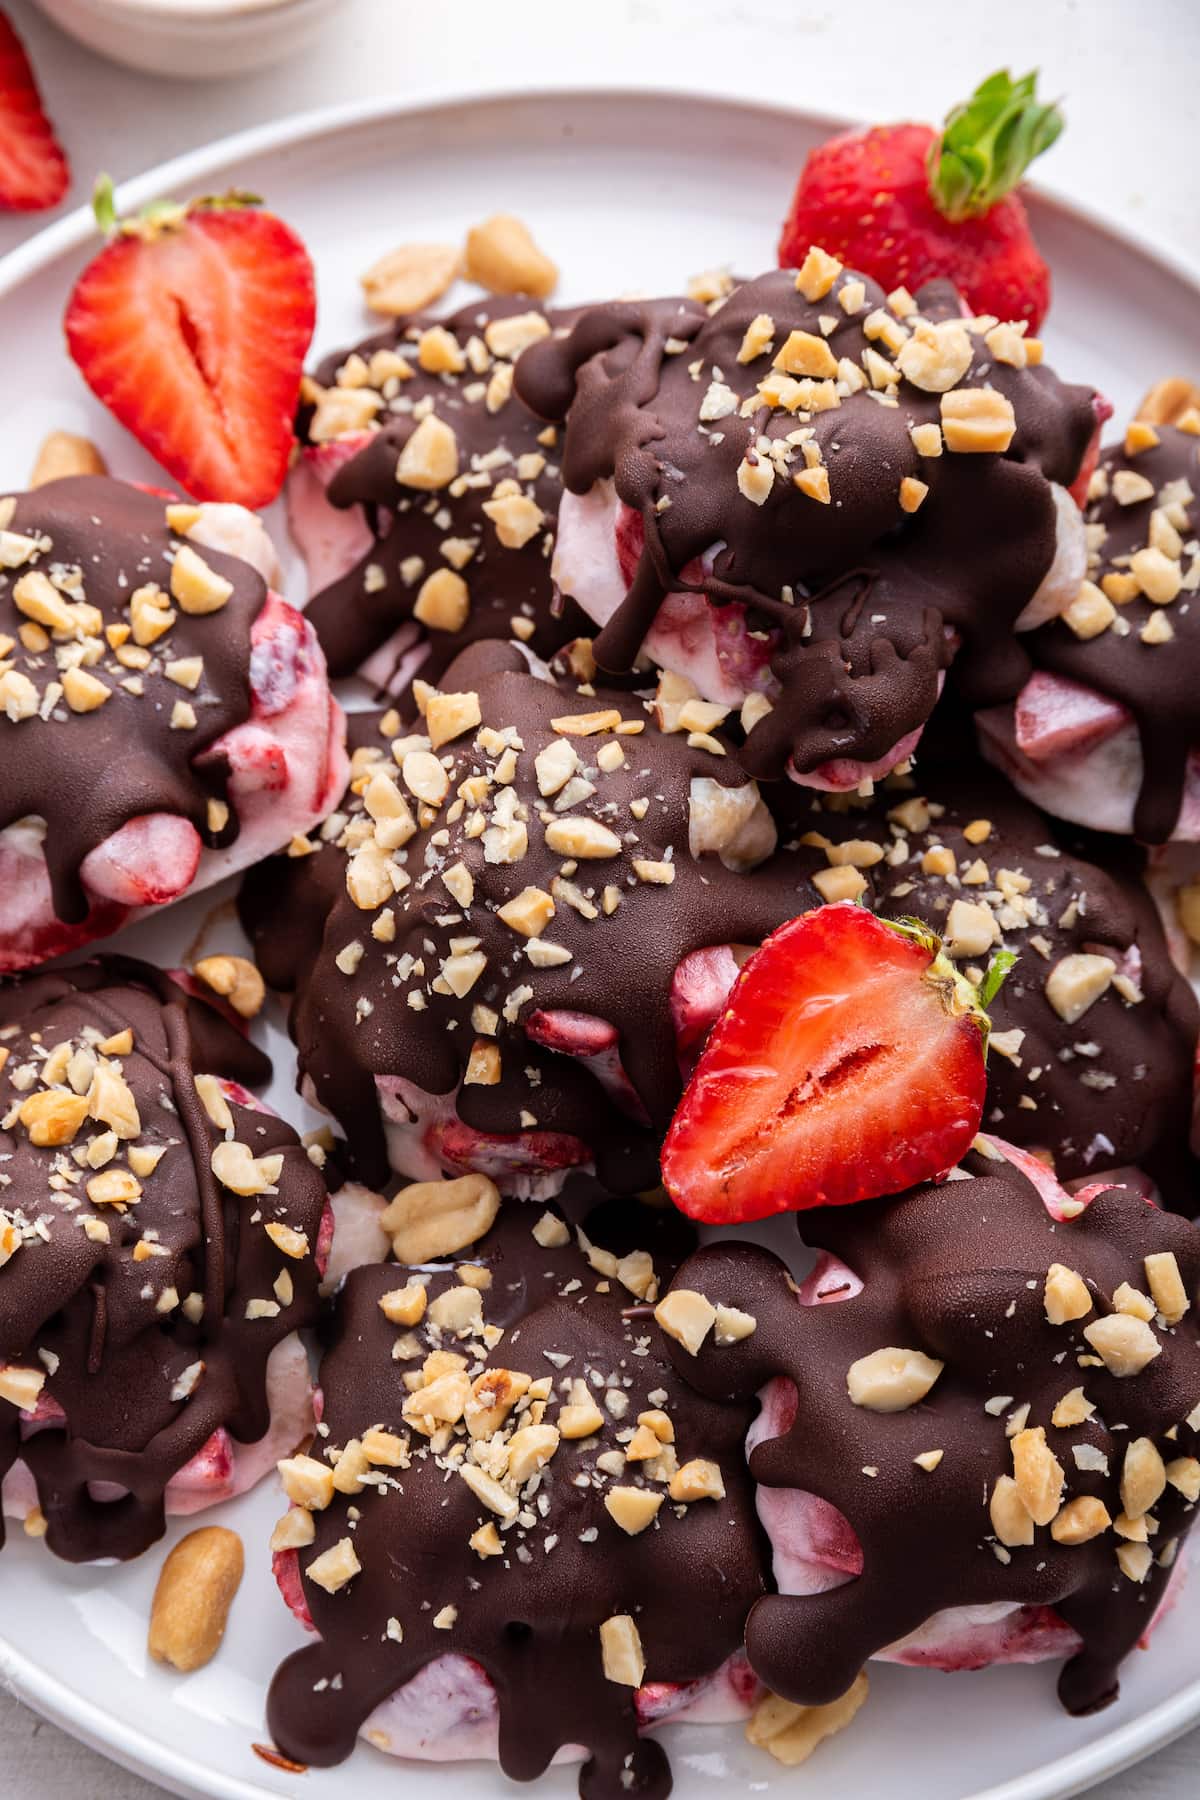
[661,903,987,1222]
[0,11,68,212]
[65,207,315,509]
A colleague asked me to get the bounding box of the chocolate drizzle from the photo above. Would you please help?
[266,1201,765,1799]
[299,298,589,687]
[515,269,1097,779]
[240,640,825,1192]
[0,958,328,1562]
[0,477,265,921]
[1023,424,1200,842]
[663,1157,1200,1716]
[769,761,1198,1186]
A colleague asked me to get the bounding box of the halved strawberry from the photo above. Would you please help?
[0,11,69,211]
[661,903,994,1222]
[64,182,315,510]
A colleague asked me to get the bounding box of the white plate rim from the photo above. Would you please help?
[9,1613,1200,1800]
[3,81,1200,303]
[2,83,1200,1800]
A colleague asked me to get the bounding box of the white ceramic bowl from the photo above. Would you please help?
[33,0,340,79]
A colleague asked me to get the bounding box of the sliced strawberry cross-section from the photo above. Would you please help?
[661,903,991,1222]
[0,12,68,212]
[65,182,315,509]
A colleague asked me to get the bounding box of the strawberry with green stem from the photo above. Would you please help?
[661,903,1012,1223]
[779,70,1063,330]
[65,178,316,511]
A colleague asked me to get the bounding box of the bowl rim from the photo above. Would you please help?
[50,0,324,20]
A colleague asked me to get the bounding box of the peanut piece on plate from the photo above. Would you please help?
[1136,376,1200,427]
[361,242,462,316]
[745,1669,869,1766]
[193,954,265,1019]
[465,214,558,299]
[29,431,107,488]
[379,1173,501,1264]
[148,1527,244,1673]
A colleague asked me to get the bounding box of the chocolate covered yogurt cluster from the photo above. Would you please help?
[657,1143,1200,1717]
[514,262,1102,790]
[266,1200,764,1798]
[979,410,1200,842]
[0,959,330,1562]
[0,476,347,972]
[289,297,588,693]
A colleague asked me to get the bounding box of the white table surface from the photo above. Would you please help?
[1,0,1198,1793]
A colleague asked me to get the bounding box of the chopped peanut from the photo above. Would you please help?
[1044,953,1115,1025]
[846,1346,943,1412]
[1044,1264,1093,1326]
[1145,1251,1190,1324]
[990,1474,1035,1547]
[1011,1427,1065,1526]
[605,1487,664,1535]
[1120,1437,1167,1520]
[1083,1312,1161,1377]
[940,387,1016,453]
[599,1614,645,1687]
[305,1537,361,1594]
[654,1289,716,1356]
[1050,1496,1112,1545]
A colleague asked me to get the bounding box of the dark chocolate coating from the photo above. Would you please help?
[769,761,1199,1188]
[0,477,264,922]
[300,297,589,688]
[664,1159,1200,1716]
[0,958,328,1562]
[240,639,824,1191]
[1020,424,1200,843]
[515,269,1097,779]
[267,1203,766,1800]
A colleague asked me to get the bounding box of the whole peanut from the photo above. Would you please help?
[148,1526,244,1673]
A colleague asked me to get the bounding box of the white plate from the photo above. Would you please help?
[1,85,1199,1800]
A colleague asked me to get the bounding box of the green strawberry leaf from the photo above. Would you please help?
[91,173,117,236]
[91,175,263,241]
[928,69,1063,222]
